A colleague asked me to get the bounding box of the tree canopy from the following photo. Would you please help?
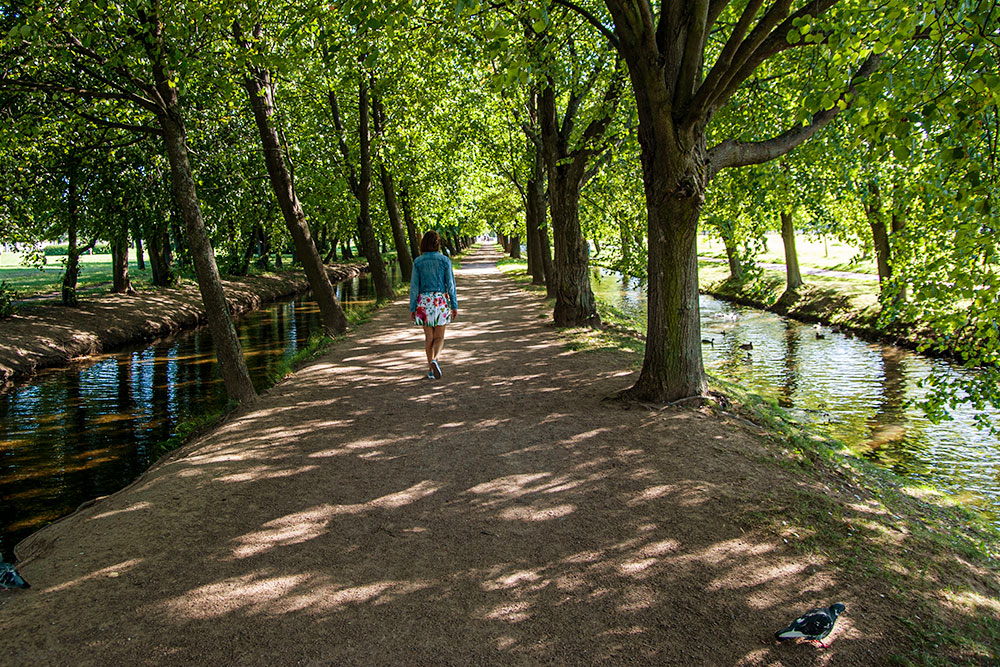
[1,0,998,413]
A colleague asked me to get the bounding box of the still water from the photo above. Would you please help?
[0,271,393,561]
[591,268,1000,525]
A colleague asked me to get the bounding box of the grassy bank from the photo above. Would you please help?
[498,255,1000,664]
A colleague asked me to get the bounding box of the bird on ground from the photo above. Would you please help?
[775,603,846,648]
[739,342,753,351]
[0,561,30,590]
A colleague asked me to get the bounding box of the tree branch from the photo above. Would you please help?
[710,0,839,114]
[702,0,794,113]
[675,0,710,111]
[685,0,765,125]
[550,0,620,49]
[73,110,162,135]
[327,88,360,196]
[706,53,880,178]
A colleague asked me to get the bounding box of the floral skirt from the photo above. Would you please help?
[413,292,453,327]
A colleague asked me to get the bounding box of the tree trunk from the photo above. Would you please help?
[509,235,521,259]
[548,170,599,327]
[866,180,892,285]
[133,225,146,271]
[379,164,413,277]
[890,205,907,302]
[61,157,81,307]
[525,190,539,279]
[153,66,257,405]
[147,218,174,287]
[780,210,804,290]
[370,93,413,278]
[358,81,393,299]
[400,188,420,258]
[240,41,348,335]
[616,69,706,400]
[540,86,599,327]
[723,235,743,282]
[110,218,135,294]
[627,175,707,401]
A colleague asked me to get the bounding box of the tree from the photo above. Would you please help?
[1,1,258,404]
[580,0,890,401]
[234,19,349,335]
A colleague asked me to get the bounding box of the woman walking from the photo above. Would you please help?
[410,230,458,379]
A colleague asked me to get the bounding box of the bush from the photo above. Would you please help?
[0,280,18,319]
[43,243,112,256]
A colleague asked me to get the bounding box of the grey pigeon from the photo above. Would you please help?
[775,602,845,647]
[0,561,30,590]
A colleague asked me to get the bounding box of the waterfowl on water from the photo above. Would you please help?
[0,561,29,590]
[701,338,714,346]
[738,342,753,351]
[775,603,845,648]
[815,332,826,339]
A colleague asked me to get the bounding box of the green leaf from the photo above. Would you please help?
[786,29,801,44]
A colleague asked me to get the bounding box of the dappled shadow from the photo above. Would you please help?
[1,248,996,665]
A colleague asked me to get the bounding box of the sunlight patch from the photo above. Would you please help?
[44,558,144,593]
[90,501,152,520]
[499,503,575,521]
[481,601,533,623]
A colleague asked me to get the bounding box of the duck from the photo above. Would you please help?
[815,331,826,340]
[775,602,845,647]
[738,342,753,351]
[701,338,714,347]
[0,561,30,590]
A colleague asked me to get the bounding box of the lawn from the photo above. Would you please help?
[0,249,153,298]
[699,231,878,275]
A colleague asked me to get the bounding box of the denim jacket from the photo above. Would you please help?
[409,251,458,312]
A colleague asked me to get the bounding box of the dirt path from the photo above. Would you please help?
[0,247,934,664]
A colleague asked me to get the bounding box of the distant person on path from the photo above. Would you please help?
[410,230,458,379]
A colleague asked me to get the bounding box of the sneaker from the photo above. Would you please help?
[426,371,435,379]
[431,360,442,379]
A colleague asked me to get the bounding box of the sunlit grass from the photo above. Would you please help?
[699,231,877,275]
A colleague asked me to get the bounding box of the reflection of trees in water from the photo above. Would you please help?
[779,322,799,407]
[861,347,927,477]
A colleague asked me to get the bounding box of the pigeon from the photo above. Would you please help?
[775,603,845,647]
[0,561,30,590]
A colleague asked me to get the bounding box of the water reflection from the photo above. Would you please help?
[590,268,1000,525]
[0,270,393,560]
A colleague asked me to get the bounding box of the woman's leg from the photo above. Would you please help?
[431,325,446,362]
[423,326,435,370]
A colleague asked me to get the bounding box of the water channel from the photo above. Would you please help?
[0,270,394,561]
[590,268,1000,527]
[3,264,998,561]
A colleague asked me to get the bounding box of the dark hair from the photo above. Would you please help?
[419,230,441,253]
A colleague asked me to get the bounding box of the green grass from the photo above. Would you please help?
[0,252,155,298]
[698,258,882,328]
[699,231,878,275]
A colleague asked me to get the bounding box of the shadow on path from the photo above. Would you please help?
[0,247,968,665]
